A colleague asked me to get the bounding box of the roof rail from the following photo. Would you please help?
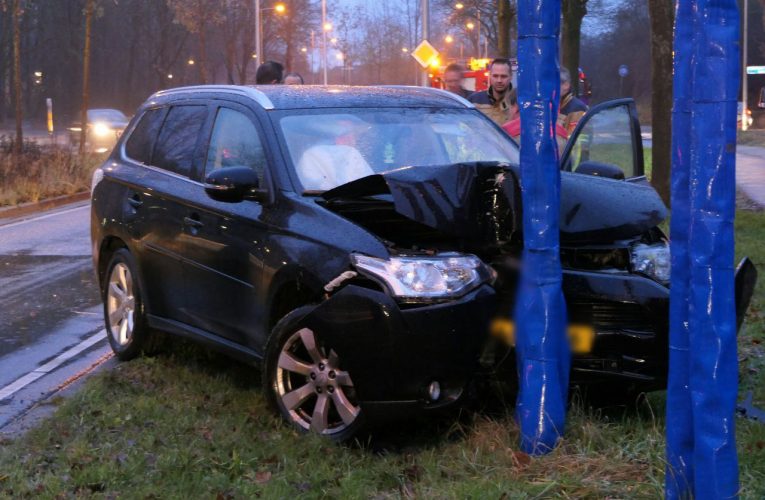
[380,85,474,108]
[149,85,274,110]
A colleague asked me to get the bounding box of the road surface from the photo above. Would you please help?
[0,202,112,433]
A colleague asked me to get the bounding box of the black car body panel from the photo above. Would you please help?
[288,284,496,405]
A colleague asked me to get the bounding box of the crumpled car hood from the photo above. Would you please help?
[322,162,667,245]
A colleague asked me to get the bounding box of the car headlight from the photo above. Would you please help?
[351,253,492,300]
[630,242,670,283]
[92,122,111,137]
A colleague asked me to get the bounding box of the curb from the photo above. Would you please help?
[0,191,90,221]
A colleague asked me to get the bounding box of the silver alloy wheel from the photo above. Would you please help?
[275,327,360,435]
[106,262,135,346]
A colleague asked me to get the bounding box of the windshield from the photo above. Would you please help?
[278,108,519,192]
[88,109,127,122]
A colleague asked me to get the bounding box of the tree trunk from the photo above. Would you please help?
[79,0,94,155]
[497,0,511,58]
[648,0,674,206]
[198,29,209,84]
[562,0,587,94]
[13,0,23,159]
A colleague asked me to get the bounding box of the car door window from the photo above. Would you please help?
[124,107,166,164]
[566,104,639,179]
[205,108,267,185]
[153,105,208,177]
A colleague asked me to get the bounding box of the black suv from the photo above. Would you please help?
[91,85,756,440]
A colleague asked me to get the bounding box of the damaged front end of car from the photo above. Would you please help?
[307,160,756,399]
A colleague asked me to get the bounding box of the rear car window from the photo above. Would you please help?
[152,105,208,177]
[124,107,166,164]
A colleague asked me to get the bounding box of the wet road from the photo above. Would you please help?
[0,202,111,431]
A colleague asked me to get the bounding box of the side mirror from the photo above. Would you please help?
[204,166,267,203]
[575,160,625,180]
[758,87,765,109]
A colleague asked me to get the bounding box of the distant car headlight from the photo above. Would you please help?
[92,122,111,137]
[630,242,670,284]
[351,253,493,300]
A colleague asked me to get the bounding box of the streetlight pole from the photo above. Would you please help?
[322,0,328,85]
[742,0,749,130]
[421,0,429,86]
[477,10,481,59]
[255,0,261,66]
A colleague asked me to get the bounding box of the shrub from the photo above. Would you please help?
[0,137,105,206]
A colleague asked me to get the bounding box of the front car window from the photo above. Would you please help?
[567,104,638,178]
[205,108,267,185]
[278,108,519,192]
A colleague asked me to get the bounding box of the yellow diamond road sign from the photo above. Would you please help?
[411,40,440,68]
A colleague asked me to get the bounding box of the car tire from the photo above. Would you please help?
[264,305,364,441]
[102,249,162,361]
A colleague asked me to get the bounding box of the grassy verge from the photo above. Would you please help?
[0,220,763,499]
[0,137,105,207]
[738,129,765,148]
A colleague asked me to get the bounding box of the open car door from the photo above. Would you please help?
[560,98,645,181]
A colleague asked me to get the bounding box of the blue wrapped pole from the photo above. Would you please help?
[687,0,740,496]
[514,0,569,455]
[665,0,695,496]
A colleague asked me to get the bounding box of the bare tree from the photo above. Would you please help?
[12,0,22,158]
[78,0,94,155]
[562,0,587,94]
[166,0,224,84]
[648,0,673,205]
[497,0,513,58]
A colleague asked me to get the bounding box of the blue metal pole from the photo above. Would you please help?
[665,0,695,496]
[688,0,740,496]
[514,0,569,455]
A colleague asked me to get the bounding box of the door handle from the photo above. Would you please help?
[183,216,204,228]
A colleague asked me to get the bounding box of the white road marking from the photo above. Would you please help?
[0,203,89,231]
[0,330,105,401]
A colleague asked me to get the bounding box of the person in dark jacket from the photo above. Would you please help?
[256,61,284,84]
[467,58,514,126]
[442,63,471,98]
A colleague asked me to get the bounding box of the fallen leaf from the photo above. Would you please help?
[511,450,531,468]
[255,471,272,484]
[403,464,423,482]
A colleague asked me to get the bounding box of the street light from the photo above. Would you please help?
[254,1,286,68]
[444,35,453,60]
[457,4,483,59]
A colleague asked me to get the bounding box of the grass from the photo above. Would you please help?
[0,137,104,207]
[738,129,765,148]
[0,346,671,498]
[0,165,763,499]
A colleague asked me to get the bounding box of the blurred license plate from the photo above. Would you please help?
[489,318,595,354]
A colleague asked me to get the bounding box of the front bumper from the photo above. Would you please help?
[293,284,496,414]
